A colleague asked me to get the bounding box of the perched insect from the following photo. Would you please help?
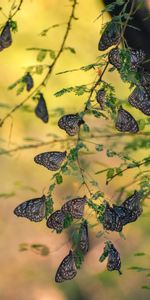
[107,242,122,274]
[115,106,139,133]
[128,87,150,116]
[96,89,106,110]
[14,195,46,222]
[112,205,130,226]
[78,220,89,254]
[35,93,49,123]
[98,22,121,51]
[55,250,77,282]
[46,210,66,233]
[140,70,150,94]
[102,201,123,232]
[23,73,34,91]
[109,48,145,71]
[121,190,143,222]
[34,151,67,171]
[61,196,87,219]
[0,21,12,51]
[58,114,84,136]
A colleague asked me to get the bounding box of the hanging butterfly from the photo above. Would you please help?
[98,22,121,51]
[0,21,12,51]
[35,93,49,123]
[46,210,66,233]
[128,87,150,116]
[78,220,89,254]
[130,49,145,70]
[61,196,87,219]
[58,114,85,136]
[109,48,145,71]
[108,47,121,69]
[121,190,143,222]
[96,89,106,110]
[112,204,130,227]
[115,106,139,133]
[14,195,46,222]
[102,201,123,232]
[34,151,67,171]
[55,250,77,282]
[23,72,34,91]
[140,70,150,94]
[107,242,122,274]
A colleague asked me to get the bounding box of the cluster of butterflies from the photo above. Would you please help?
[0,21,12,51]
[98,20,150,132]
[102,191,143,232]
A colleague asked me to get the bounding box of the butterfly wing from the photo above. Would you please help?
[121,191,143,222]
[108,47,121,69]
[58,114,84,136]
[128,87,150,116]
[98,23,121,51]
[34,151,67,171]
[55,250,77,282]
[46,210,65,232]
[0,22,12,49]
[61,196,87,219]
[107,243,122,274]
[14,195,46,222]
[115,106,139,133]
[23,73,34,91]
[102,201,123,232]
[35,93,49,123]
[78,220,89,254]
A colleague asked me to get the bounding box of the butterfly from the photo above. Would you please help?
[14,195,46,222]
[115,106,139,133]
[61,196,87,219]
[96,89,106,110]
[140,70,150,94]
[109,48,145,71]
[102,201,123,232]
[107,242,122,274]
[78,220,89,254]
[55,250,77,282]
[121,190,143,222]
[58,114,84,136]
[0,21,12,51]
[46,210,66,233]
[23,73,34,91]
[98,22,121,51]
[128,87,150,116]
[112,205,131,227]
[34,151,67,171]
[35,93,49,123]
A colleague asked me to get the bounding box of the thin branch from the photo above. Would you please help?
[9,0,24,19]
[0,0,78,127]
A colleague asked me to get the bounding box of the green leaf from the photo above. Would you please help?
[49,50,56,59]
[16,84,25,95]
[64,47,76,54]
[128,266,150,272]
[55,173,63,184]
[142,286,150,290]
[106,168,114,180]
[106,149,116,157]
[83,123,90,132]
[96,144,103,152]
[134,252,146,256]
[37,50,47,62]
[35,65,44,74]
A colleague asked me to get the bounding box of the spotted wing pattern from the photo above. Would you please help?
[35,93,49,123]
[14,195,46,222]
[121,191,143,223]
[23,73,34,91]
[34,151,67,171]
[58,114,84,136]
[96,89,106,110]
[61,196,87,219]
[115,106,139,133]
[98,23,121,51]
[46,210,65,232]
[128,87,150,116]
[140,71,150,94]
[78,220,89,254]
[107,243,122,274]
[102,201,123,232]
[55,250,77,282]
[0,22,12,51]
[109,48,145,71]
[108,47,121,69]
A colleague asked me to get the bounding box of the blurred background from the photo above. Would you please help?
[0,0,150,299]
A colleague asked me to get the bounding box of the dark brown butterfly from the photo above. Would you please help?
[140,70,150,94]
[61,196,87,219]
[23,73,34,91]
[112,205,131,227]
[0,21,12,51]
[55,250,77,282]
[35,93,49,123]
[107,242,122,274]
[46,210,65,232]
[102,201,123,232]
[58,114,84,136]
[96,89,106,110]
[121,191,143,222]
[98,22,121,51]
[14,195,46,222]
[115,106,139,133]
[109,48,145,71]
[128,87,150,116]
[34,151,67,171]
[78,220,89,254]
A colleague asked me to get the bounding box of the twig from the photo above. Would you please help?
[0,0,78,127]
[9,0,24,19]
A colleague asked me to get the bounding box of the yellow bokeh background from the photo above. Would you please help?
[0,1,150,299]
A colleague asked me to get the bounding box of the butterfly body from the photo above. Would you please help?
[14,195,46,222]
[115,106,139,133]
[46,210,65,232]
[34,151,67,171]
[23,73,34,91]
[128,87,150,116]
[35,93,49,123]
[0,22,12,51]
[55,250,77,282]
[98,22,121,51]
[61,196,87,219]
[78,220,89,254]
[58,114,84,136]
[107,243,122,274]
